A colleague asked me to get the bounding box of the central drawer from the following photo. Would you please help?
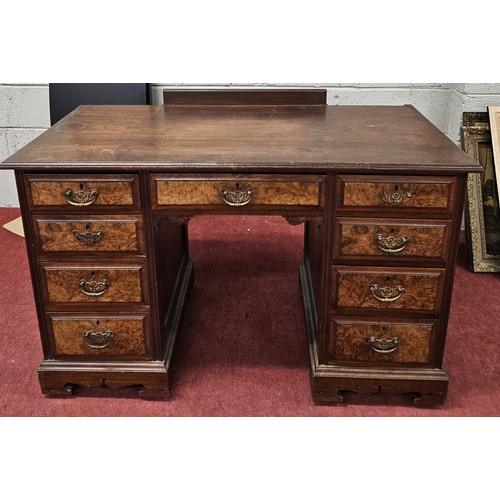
[152,174,325,209]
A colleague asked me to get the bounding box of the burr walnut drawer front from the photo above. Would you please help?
[332,266,445,313]
[152,174,325,209]
[40,262,148,304]
[48,313,151,359]
[25,174,140,209]
[328,318,436,365]
[33,215,145,253]
[334,217,451,262]
[336,174,456,213]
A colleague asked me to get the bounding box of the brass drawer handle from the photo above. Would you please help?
[72,227,104,246]
[78,277,110,296]
[368,336,399,353]
[83,329,114,349]
[221,184,253,207]
[63,188,99,207]
[374,233,409,253]
[370,283,405,302]
[379,189,412,206]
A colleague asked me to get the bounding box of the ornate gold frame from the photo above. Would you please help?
[462,116,500,272]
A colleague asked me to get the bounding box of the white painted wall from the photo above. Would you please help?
[2,83,500,207]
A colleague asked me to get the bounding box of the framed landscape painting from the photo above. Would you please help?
[461,112,500,272]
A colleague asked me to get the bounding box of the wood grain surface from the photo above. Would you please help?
[333,266,445,312]
[27,174,138,207]
[35,215,143,252]
[1,105,480,171]
[336,218,450,259]
[51,316,147,356]
[163,89,327,105]
[339,174,455,210]
[154,174,323,207]
[42,263,145,303]
[329,318,434,364]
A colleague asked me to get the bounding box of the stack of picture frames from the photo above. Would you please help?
[461,107,500,272]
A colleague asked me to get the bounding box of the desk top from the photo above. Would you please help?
[2,104,480,172]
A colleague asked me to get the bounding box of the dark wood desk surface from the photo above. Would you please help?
[2,104,479,172]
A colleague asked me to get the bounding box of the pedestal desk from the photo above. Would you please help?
[1,91,481,405]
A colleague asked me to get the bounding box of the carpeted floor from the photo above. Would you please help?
[0,207,499,416]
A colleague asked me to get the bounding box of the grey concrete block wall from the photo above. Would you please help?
[2,83,500,207]
[0,84,50,206]
[0,85,50,128]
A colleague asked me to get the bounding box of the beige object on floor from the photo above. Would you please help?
[489,106,500,204]
[2,216,25,238]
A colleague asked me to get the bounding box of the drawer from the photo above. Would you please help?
[34,215,144,253]
[25,174,140,209]
[40,261,148,303]
[336,174,456,213]
[48,312,151,358]
[328,318,436,365]
[152,174,325,209]
[332,266,445,313]
[334,217,451,262]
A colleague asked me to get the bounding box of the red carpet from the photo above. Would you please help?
[1,207,499,416]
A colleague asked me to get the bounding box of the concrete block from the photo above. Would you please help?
[1,127,46,207]
[451,83,466,93]
[446,92,465,145]
[7,128,46,155]
[337,83,447,89]
[151,86,166,105]
[0,129,9,162]
[409,90,451,132]
[0,85,50,128]
[462,93,500,112]
[446,90,465,144]
[0,170,18,207]
[463,83,500,94]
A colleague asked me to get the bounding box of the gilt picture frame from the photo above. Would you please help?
[461,112,500,272]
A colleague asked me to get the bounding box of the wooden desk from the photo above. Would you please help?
[1,101,481,405]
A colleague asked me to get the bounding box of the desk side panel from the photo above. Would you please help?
[152,215,191,360]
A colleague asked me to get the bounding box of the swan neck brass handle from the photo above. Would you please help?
[370,283,405,302]
[83,329,114,349]
[375,233,409,253]
[72,228,104,246]
[63,188,99,207]
[78,277,110,296]
[221,184,253,207]
[379,189,412,206]
[368,336,399,353]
